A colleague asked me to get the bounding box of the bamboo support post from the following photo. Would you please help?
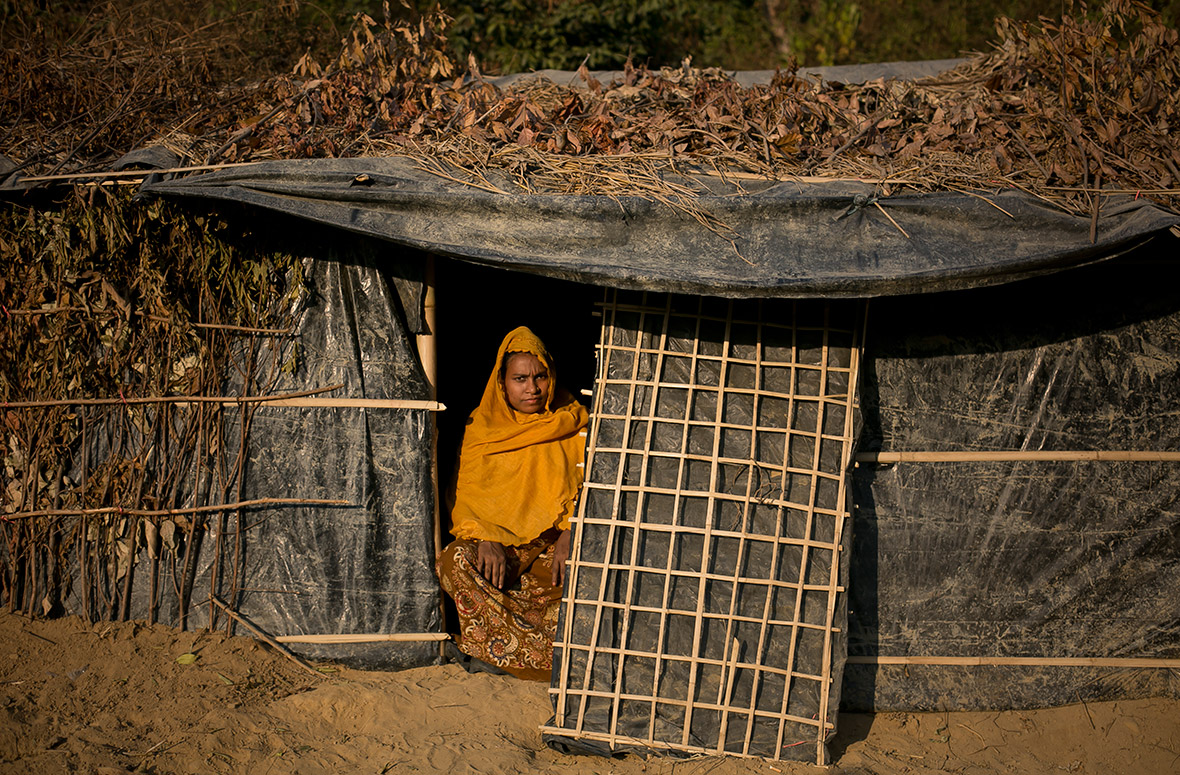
[415,255,447,662]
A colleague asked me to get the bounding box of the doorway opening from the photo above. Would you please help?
[433,259,602,533]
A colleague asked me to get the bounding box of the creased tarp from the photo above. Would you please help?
[102,243,441,668]
[845,246,1180,711]
[228,251,440,668]
[142,157,1180,299]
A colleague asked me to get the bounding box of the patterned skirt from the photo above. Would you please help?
[436,531,564,681]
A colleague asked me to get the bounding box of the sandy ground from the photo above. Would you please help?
[0,612,1177,774]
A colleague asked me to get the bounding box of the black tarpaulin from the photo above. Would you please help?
[228,252,440,667]
[99,242,442,668]
[846,248,1180,711]
[143,157,1179,299]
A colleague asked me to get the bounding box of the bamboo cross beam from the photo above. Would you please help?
[274,633,450,644]
[240,397,446,410]
[847,655,1180,668]
[855,450,1180,463]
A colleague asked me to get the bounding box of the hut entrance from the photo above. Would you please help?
[545,291,864,765]
[433,258,600,531]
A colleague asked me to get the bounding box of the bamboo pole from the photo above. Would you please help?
[855,450,1180,463]
[273,632,450,644]
[243,397,446,410]
[415,255,445,662]
[846,655,1180,668]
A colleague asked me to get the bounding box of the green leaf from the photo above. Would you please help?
[176,653,199,665]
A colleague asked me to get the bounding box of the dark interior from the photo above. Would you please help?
[433,257,603,532]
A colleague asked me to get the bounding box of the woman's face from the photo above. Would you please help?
[501,352,550,414]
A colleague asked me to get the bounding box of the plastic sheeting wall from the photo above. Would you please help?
[99,243,441,668]
[546,291,862,764]
[230,253,440,667]
[846,247,1180,711]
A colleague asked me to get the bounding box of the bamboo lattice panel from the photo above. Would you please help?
[544,292,862,765]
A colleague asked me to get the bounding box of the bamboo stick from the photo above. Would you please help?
[774,300,809,760]
[4,497,350,521]
[416,255,446,662]
[846,655,1180,668]
[273,632,450,644]
[571,292,650,736]
[743,300,785,756]
[855,450,1180,463]
[648,293,697,745]
[873,200,911,239]
[553,290,616,728]
[209,597,323,678]
[682,297,715,749]
[243,397,446,410]
[813,304,838,767]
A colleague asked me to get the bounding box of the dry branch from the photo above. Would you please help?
[3,497,351,521]
[210,596,325,678]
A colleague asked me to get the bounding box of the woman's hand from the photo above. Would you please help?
[477,540,508,589]
[551,529,571,587]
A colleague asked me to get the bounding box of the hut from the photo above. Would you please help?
[5,4,1180,765]
[134,150,1180,765]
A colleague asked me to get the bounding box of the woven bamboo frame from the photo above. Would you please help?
[544,292,862,765]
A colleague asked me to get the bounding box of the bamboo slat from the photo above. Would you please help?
[274,632,449,644]
[846,655,1180,668]
[855,450,1180,463]
[682,297,720,748]
[550,293,858,765]
[227,397,445,410]
[417,255,446,662]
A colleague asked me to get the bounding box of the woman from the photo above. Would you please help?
[437,326,589,680]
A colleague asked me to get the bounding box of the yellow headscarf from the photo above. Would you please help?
[449,326,589,545]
